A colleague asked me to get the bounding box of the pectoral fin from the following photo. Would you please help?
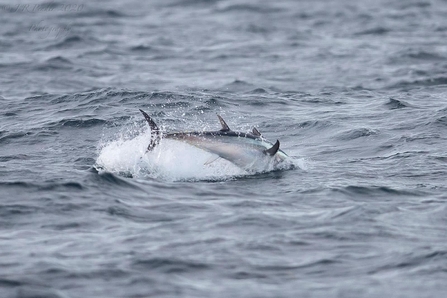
[204,155,221,165]
[264,140,280,156]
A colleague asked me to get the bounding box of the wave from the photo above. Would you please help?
[300,97,346,105]
[391,49,445,62]
[0,278,22,287]
[6,285,66,298]
[91,171,141,188]
[388,77,447,89]
[47,118,107,128]
[332,185,425,197]
[355,27,390,35]
[72,8,125,18]
[369,250,447,275]
[0,131,30,144]
[298,120,332,129]
[34,56,73,71]
[43,35,86,50]
[164,0,220,8]
[0,154,30,162]
[219,80,256,92]
[0,180,83,191]
[336,128,379,140]
[132,257,210,273]
[385,98,412,109]
[217,4,283,14]
[106,204,181,223]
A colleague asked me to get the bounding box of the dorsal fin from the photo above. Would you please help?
[217,115,230,131]
[252,127,261,137]
[139,109,160,151]
[264,140,280,156]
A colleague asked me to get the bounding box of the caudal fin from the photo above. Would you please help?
[139,109,160,151]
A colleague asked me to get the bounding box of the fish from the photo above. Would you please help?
[139,109,293,171]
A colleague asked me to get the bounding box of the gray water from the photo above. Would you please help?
[1,0,447,297]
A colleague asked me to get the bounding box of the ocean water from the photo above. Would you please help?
[1,0,447,297]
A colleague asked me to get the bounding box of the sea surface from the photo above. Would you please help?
[1,0,447,297]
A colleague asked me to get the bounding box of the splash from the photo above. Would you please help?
[95,122,301,182]
[95,129,248,181]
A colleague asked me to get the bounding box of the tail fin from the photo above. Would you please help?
[139,109,160,151]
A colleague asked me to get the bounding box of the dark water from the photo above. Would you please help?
[2,0,447,297]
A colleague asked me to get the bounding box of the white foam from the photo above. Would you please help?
[95,129,246,181]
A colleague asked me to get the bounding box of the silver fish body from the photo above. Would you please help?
[165,132,290,170]
[139,109,293,171]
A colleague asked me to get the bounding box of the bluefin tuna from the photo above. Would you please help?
[139,109,293,171]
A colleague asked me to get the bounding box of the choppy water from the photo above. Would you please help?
[1,0,447,297]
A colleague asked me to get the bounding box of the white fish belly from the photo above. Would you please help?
[167,135,273,170]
